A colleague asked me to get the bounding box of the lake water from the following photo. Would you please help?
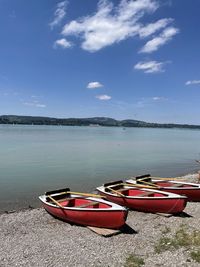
[0,125,200,212]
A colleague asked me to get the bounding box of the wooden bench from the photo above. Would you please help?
[136,192,155,197]
[171,183,183,187]
[114,188,128,193]
[76,201,99,208]
[48,197,76,206]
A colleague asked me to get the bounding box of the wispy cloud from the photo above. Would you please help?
[185,80,200,85]
[60,0,178,52]
[50,1,68,29]
[96,94,111,100]
[152,96,167,101]
[136,96,167,107]
[139,18,173,38]
[54,38,72,49]
[23,101,46,108]
[134,60,167,73]
[31,95,42,98]
[140,26,179,53]
[87,82,103,89]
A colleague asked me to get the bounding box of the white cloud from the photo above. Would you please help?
[136,96,167,107]
[139,18,173,38]
[31,95,40,98]
[185,80,200,85]
[140,26,179,53]
[36,104,46,108]
[23,101,46,108]
[50,1,68,29]
[134,60,166,73]
[87,82,103,89]
[96,94,111,100]
[152,96,167,101]
[61,0,175,52]
[54,38,72,49]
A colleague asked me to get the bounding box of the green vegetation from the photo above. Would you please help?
[190,250,200,263]
[124,254,145,267]
[1,115,200,129]
[161,226,171,235]
[155,225,200,263]
[155,236,175,254]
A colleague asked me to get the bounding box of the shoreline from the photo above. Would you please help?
[1,172,200,266]
[1,172,199,212]
[1,172,199,215]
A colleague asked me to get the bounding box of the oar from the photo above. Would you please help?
[106,182,159,191]
[129,177,160,188]
[47,195,64,208]
[68,191,104,198]
[132,175,185,181]
[137,180,160,188]
[106,186,125,197]
[149,176,186,181]
[48,191,104,198]
[122,182,159,190]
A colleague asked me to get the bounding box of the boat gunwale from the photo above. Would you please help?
[126,179,200,191]
[39,194,127,212]
[97,185,187,200]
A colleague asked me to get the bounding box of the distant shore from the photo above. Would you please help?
[1,173,200,267]
[1,115,200,129]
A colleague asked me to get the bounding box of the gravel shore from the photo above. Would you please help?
[1,173,200,267]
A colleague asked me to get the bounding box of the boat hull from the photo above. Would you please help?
[39,197,127,229]
[127,179,200,202]
[158,188,200,202]
[97,191,186,214]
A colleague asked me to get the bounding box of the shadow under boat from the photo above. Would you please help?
[45,210,137,235]
[172,211,193,218]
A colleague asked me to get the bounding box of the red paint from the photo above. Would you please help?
[152,182,200,202]
[40,197,128,229]
[97,188,187,214]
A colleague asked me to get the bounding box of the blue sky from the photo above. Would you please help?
[0,0,200,124]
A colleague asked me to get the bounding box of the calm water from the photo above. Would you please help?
[0,125,200,211]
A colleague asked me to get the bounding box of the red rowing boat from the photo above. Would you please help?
[39,188,128,229]
[127,174,200,202]
[96,181,187,214]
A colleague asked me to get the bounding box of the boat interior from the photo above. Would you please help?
[46,192,110,209]
[135,174,199,188]
[104,183,166,198]
[147,181,198,188]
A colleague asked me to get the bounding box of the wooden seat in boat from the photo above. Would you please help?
[170,183,183,187]
[117,188,129,193]
[76,201,99,208]
[47,197,76,207]
[136,192,155,197]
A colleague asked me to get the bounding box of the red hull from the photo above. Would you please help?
[127,179,200,202]
[147,181,200,202]
[158,188,200,202]
[42,203,127,229]
[40,195,128,229]
[97,191,187,214]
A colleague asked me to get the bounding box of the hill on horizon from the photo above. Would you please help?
[0,115,200,129]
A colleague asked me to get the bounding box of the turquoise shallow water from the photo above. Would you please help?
[0,125,200,211]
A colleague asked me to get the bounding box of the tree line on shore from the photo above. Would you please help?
[0,115,200,129]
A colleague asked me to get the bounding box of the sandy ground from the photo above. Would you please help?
[1,173,200,267]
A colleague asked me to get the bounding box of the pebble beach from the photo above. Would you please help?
[1,173,200,267]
